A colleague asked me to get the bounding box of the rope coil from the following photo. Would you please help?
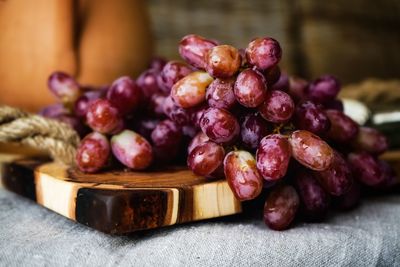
[0,105,80,165]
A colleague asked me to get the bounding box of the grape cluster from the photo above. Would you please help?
[42,34,396,231]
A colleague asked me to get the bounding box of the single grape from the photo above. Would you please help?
[295,170,330,220]
[348,152,385,186]
[270,72,289,92]
[240,113,270,150]
[163,96,192,125]
[206,78,237,110]
[264,185,299,231]
[256,134,291,181]
[324,99,343,111]
[223,150,263,201]
[76,132,110,173]
[137,69,163,99]
[353,127,388,155]
[39,103,68,118]
[111,130,153,170]
[179,34,217,69]
[188,132,210,154]
[199,107,240,144]
[315,151,353,196]
[288,76,309,103]
[107,76,142,115]
[158,61,192,93]
[48,71,81,103]
[149,57,167,72]
[375,160,397,189]
[326,110,359,143]
[289,130,334,171]
[86,99,122,134]
[334,181,361,210]
[293,101,330,135]
[234,69,267,108]
[306,75,340,103]
[258,90,294,123]
[171,71,213,108]
[187,141,225,176]
[151,119,182,162]
[263,65,281,86]
[246,37,282,70]
[205,45,241,78]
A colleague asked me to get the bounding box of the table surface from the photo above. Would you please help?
[1,188,400,267]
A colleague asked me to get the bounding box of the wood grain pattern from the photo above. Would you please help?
[0,155,241,234]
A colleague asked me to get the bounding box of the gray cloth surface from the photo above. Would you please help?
[0,188,399,267]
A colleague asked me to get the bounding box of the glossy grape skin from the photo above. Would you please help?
[179,34,217,69]
[206,78,237,110]
[234,69,267,108]
[107,76,142,115]
[205,45,241,78]
[256,134,291,181]
[295,170,330,220]
[187,141,225,176]
[171,71,213,108]
[163,96,192,125]
[151,119,182,162]
[158,61,192,93]
[86,99,122,134]
[76,132,110,173]
[149,57,167,72]
[246,37,282,70]
[270,72,289,92]
[263,65,281,86]
[199,107,240,144]
[188,132,210,154]
[315,151,353,196]
[111,130,153,170]
[326,110,359,143]
[240,114,270,150]
[348,152,385,186]
[306,75,340,104]
[289,130,334,171]
[353,127,388,155]
[293,101,331,135]
[48,71,81,103]
[288,76,309,103]
[258,90,295,123]
[264,185,299,231]
[39,103,68,118]
[74,89,107,118]
[137,69,163,99]
[223,150,263,201]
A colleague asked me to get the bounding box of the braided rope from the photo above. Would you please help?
[0,105,80,165]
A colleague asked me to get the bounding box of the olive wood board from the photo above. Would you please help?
[0,154,241,234]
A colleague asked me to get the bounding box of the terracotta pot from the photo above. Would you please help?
[0,0,153,112]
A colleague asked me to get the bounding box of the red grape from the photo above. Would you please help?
[148,93,167,118]
[258,90,294,123]
[111,130,153,170]
[171,71,213,108]
[48,71,81,103]
[151,119,182,162]
[187,141,225,176]
[179,34,217,69]
[163,96,192,125]
[353,127,388,155]
[107,76,142,115]
[316,151,353,196]
[288,76,308,103]
[205,45,241,78]
[158,61,192,93]
[86,99,122,134]
[224,150,263,201]
[348,152,385,186]
[74,89,107,118]
[199,107,240,144]
[289,130,334,171]
[264,185,299,230]
[206,78,237,110]
[293,101,330,135]
[137,69,163,99]
[270,72,289,92]
[263,65,281,86]
[246,37,282,70]
[306,75,340,103]
[256,134,291,181]
[188,132,210,154]
[234,69,267,108]
[76,132,110,173]
[326,110,359,143]
[240,113,270,150]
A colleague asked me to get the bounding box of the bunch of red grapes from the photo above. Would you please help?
[42,34,396,231]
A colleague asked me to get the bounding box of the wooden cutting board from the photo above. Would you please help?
[0,153,241,234]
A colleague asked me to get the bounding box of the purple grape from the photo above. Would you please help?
[270,72,289,92]
[39,103,69,118]
[258,90,294,123]
[334,181,361,210]
[133,118,160,140]
[293,101,331,135]
[48,71,81,103]
[76,132,110,173]
[163,96,192,125]
[74,89,107,118]
[263,65,281,86]
[246,37,282,70]
[151,119,183,162]
[234,69,267,108]
[288,76,309,103]
[137,69,163,99]
[188,132,210,154]
[107,76,142,115]
[326,110,359,143]
[149,57,167,72]
[179,34,217,69]
[306,75,340,103]
[206,78,237,110]
[187,141,225,176]
[348,152,385,186]
[353,127,388,155]
[240,114,270,150]
[148,93,167,118]
[158,61,192,93]
[86,99,122,134]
